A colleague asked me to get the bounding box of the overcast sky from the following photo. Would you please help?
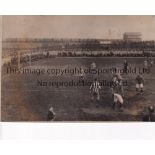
[2,15,155,40]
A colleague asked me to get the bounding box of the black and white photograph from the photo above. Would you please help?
[1,15,155,122]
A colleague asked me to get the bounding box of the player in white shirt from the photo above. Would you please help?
[91,62,97,70]
[111,72,124,96]
[80,67,85,82]
[112,93,124,110]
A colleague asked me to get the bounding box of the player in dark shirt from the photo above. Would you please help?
[123,59,128,74]
[135,74,144,93]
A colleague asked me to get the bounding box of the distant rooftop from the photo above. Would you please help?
[123,32,142,42]
[123,32,142,36]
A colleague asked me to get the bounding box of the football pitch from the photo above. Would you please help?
[2,57,155,121]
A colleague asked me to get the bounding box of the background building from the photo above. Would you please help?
[123,32,142,42]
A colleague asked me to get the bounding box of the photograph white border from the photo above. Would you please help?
[1,0,155,140]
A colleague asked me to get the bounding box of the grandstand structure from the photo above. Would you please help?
[2,36,155,68]
[123,32,142,42]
